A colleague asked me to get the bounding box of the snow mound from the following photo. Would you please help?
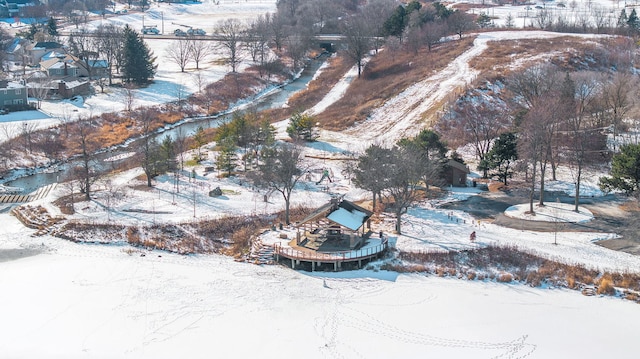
[504,202,593,223]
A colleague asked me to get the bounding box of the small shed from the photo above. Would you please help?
[443,159,470,187]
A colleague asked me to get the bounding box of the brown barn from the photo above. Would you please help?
[443,159,470,187]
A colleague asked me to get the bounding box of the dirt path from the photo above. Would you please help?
[440,189,640,255]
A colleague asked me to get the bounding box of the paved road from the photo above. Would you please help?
[440,188,640,255]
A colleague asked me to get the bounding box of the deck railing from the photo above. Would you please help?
[274,238,388,262]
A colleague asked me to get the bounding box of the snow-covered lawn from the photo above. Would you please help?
[2,2,640,357]
[1,212,640,359]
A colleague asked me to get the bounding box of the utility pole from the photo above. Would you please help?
[192,169,196,218]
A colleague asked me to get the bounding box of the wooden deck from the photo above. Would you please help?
[273,237,388,271]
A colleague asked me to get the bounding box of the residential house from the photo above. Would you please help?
[40,54,81,78]
[1,0,38,17]
[86,60,109,79]
[57,80,90,99]
[4,38,28,66]
[0,79,27,109]
[25,41,65,66]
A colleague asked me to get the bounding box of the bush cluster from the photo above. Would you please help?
[382,245,640,303]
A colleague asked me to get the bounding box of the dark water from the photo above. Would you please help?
[5,56,328,192]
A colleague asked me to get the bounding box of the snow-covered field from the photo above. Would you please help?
[2,210,640,359]
[2,1,640,358]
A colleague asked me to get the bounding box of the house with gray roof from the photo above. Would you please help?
[0,80,28,110]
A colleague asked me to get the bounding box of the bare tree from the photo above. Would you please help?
[95,24,123,85]
[565,72,602,211]
[268,12,289,52]
[447,11,476,38]
[20,122,38,154]
[295,0,341,34]
[386,144,424,235]
[28,78,53,109]
[285,26,313,70]
[214,18,245,73]
[251,143,308,225]
[72,118,101,200]
[245,14,271,66]
[404,11,423,55]
[507,64,559,109]
[535,9,553,29]
[188,38,211,70]
[341,15,371,77]
[34,129,65,165]
[457,102,510,178]
[68,27,100,79]
[134,109,159,187]
[576,9,592,32]
[191,71,206,93]
[602,72,634,149]
[423,21,446,51]
[124,84,135,112]
[361,0,396,53]
[592,6,610,33]
[166,37,192,72]
[518,104,547,214]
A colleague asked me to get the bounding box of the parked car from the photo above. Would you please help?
[535,5,543,9]
[174,29,187,37]
[142,26,160,35]
[187,28,206,36]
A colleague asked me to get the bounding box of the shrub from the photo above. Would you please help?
[230,227,253,257]
[597,278,615,295]
[467,271,476,280]
[526,271,543,287]
[623,291,639,302]
[497,273,513,283]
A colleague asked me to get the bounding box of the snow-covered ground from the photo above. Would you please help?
[1,0,279,141]
[2,208,640,359]
[2,2,640,358]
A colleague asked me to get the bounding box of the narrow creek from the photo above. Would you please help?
[5,55,329,193]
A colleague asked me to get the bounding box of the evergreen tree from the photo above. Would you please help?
[433,1,454,19]
[26,23,38,41]
[216,136,238,177]
[617,9,628,28]
[382,5,407,38]
[354,144,394,212]
[599,143,640,196]
[122,25,156,85]
[192,125,207,162]
[406,0,422,13]
[477,12,492,28]
[286,111,318,142]
[46,17,58,36]
[627,9,640,32]
[504,12,514,28]
[485,132,518,185]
